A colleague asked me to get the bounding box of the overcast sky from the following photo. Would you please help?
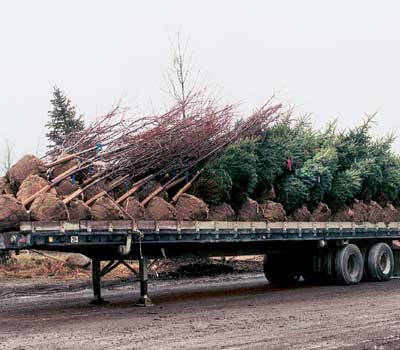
[1,0,399,161]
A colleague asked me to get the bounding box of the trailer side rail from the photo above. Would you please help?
[2,220,400,252]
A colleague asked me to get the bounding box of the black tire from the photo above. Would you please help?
[263,253,300,286]
[367,243,394,282]
[321,249,335,282]
[334,244,363,285]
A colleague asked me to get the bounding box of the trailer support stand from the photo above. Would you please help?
[90,259,107,304]
[136,255,153,307]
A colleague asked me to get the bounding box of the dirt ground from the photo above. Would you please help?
[2,273,400,350]
[0,252,263,280]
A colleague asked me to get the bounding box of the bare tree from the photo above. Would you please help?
[0,139,14,263]
[1,139,14,175]
[165,33,200,120]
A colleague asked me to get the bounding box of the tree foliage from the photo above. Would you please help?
[190,166,232,205]
[297,147,338,207]
[277,175,310,213]
[254,117,317,198]
[379,156,400,205]
[46,86,85,147]
[325,168,363,210]
[197,113,400,214]
[204,140,258,208]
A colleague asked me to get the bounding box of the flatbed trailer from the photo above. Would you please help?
[1,220,400,306]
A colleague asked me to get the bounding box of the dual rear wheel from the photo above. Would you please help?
[335,242,394,284]
[366,242,394,282]
[264,242,394,286]
[334,244,364,284]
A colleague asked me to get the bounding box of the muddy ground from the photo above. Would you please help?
[1,273,400,350]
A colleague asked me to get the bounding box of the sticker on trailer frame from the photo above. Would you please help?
[70,236,79,243]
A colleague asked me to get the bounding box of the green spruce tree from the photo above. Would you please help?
[46,86,85,147]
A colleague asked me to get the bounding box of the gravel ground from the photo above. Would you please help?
[1,275,400,349]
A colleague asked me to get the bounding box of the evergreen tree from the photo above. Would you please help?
[192,112,400,214]
[379,155,400,205]
[297,146,338,207]
[277,146,337,213]
[334,116,374,170]
[277,175,310,213]
[325,168,363,210]
[190,166,233,205]
[254,116,319,200]
[46,86,85,147]
[208,140,258,209]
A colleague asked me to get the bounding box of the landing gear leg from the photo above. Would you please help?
[90,259,107,304]
[136,255,153,307]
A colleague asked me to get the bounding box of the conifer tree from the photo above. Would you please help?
[46,86,85,147]
[213,140,258,209]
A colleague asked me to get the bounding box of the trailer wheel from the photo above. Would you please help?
[322,249,335,282]
[334,244,363,285]
[263,253,299,286]
[367,243,394,282]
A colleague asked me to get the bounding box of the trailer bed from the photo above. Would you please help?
[2,220,400,305]
[2,220,400,259]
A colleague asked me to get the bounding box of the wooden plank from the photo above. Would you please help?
[20,222,33,232]
[31,222,62,232]
[112,220,137,231]
[252,222,269,229]
[179,221,197,230]
[286,222,301,230]
[218,222,237,231]
[267,222,285,230]
[88,221,112,231]
[137,221,156,230]
[79,221,90,231]
[197,221,216,230]
[335,222,353,229]
[157,221,180,230]
[388,222,400,230]
[297,222,314,229]
[63,221,81,231]
[17,220,400,234]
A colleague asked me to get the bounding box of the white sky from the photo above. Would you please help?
[0,0,399,161]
